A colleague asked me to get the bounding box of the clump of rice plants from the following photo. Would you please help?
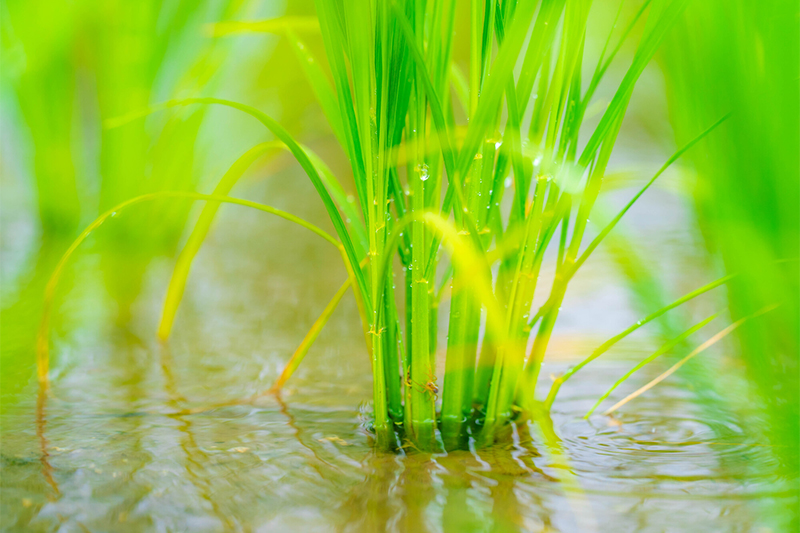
[39,0,733,452]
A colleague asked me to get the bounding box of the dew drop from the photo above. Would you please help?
[415,163,430,182]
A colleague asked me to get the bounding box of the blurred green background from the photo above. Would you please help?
[664,0,799,483]
[1,0,327,400]
[1,0,797,521]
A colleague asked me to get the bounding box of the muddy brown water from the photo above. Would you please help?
[1,183,796,532]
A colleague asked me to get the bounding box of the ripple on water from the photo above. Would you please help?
[2,279,797,533]
[2,359,796,533]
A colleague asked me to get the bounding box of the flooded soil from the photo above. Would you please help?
[1,182,796,532]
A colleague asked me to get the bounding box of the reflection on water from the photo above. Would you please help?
[2,342,795,531]
[1,188,797,532]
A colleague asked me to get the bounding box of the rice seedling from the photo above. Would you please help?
[38,0,737,453]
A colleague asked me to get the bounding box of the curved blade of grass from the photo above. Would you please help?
[159,140,366,343]
[435,262,455,305]
[158,143,278,340]
[107,97,370,316]
[422,211,506,337]
[37,191,344,388]
[569,113,729,276]
[602,304,779,415]
[269,276,352,393]
[286,29,347,150]
[543,272,735,410]
[584,310,722,418]
[208,16,320,37]
[302,146,368,257]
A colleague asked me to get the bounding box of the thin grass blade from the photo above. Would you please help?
[269,276,352,392]
[584,310,721,417]
[543,272,735,409]
[38,191,344,387]
[602,305,779,415]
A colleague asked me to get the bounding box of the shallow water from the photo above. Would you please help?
[1,355,794,532]
[1,183,796,532]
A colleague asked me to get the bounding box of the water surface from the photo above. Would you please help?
[1,185,795,532]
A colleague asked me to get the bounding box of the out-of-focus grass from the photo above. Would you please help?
[0,0,350,411]
[0,0,247,405]
[4,0,795,474]
[2,0,237,243]
[663,0,799,500]
[1,1,81,236]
